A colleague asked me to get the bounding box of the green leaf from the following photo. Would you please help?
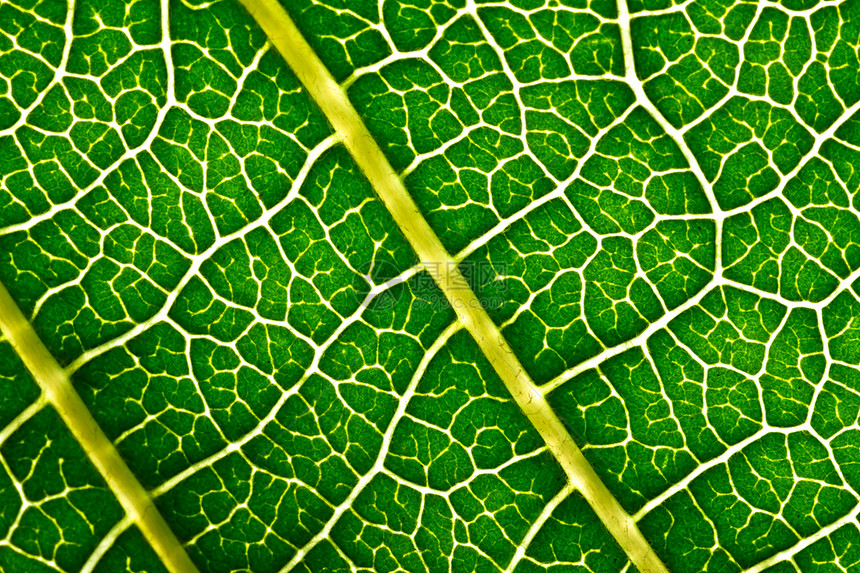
[1,0,860,572]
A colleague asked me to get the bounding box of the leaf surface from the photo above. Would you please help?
[0,0,859,572]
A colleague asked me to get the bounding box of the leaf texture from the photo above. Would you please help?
[0,0,859,572]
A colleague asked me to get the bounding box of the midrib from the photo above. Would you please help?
[0,281,200,573]
[236,1,670,571]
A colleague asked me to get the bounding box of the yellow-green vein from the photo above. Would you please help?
[0,281,200,573]
[236,1,671,571]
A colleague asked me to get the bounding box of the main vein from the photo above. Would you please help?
[236,1,670,571]
[0,281,200,573]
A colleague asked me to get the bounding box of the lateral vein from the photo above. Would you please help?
[237,2,670,571]
[0,281,199,573]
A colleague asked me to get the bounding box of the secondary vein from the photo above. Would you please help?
[0,281,199,573]
[236,1,670,571]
